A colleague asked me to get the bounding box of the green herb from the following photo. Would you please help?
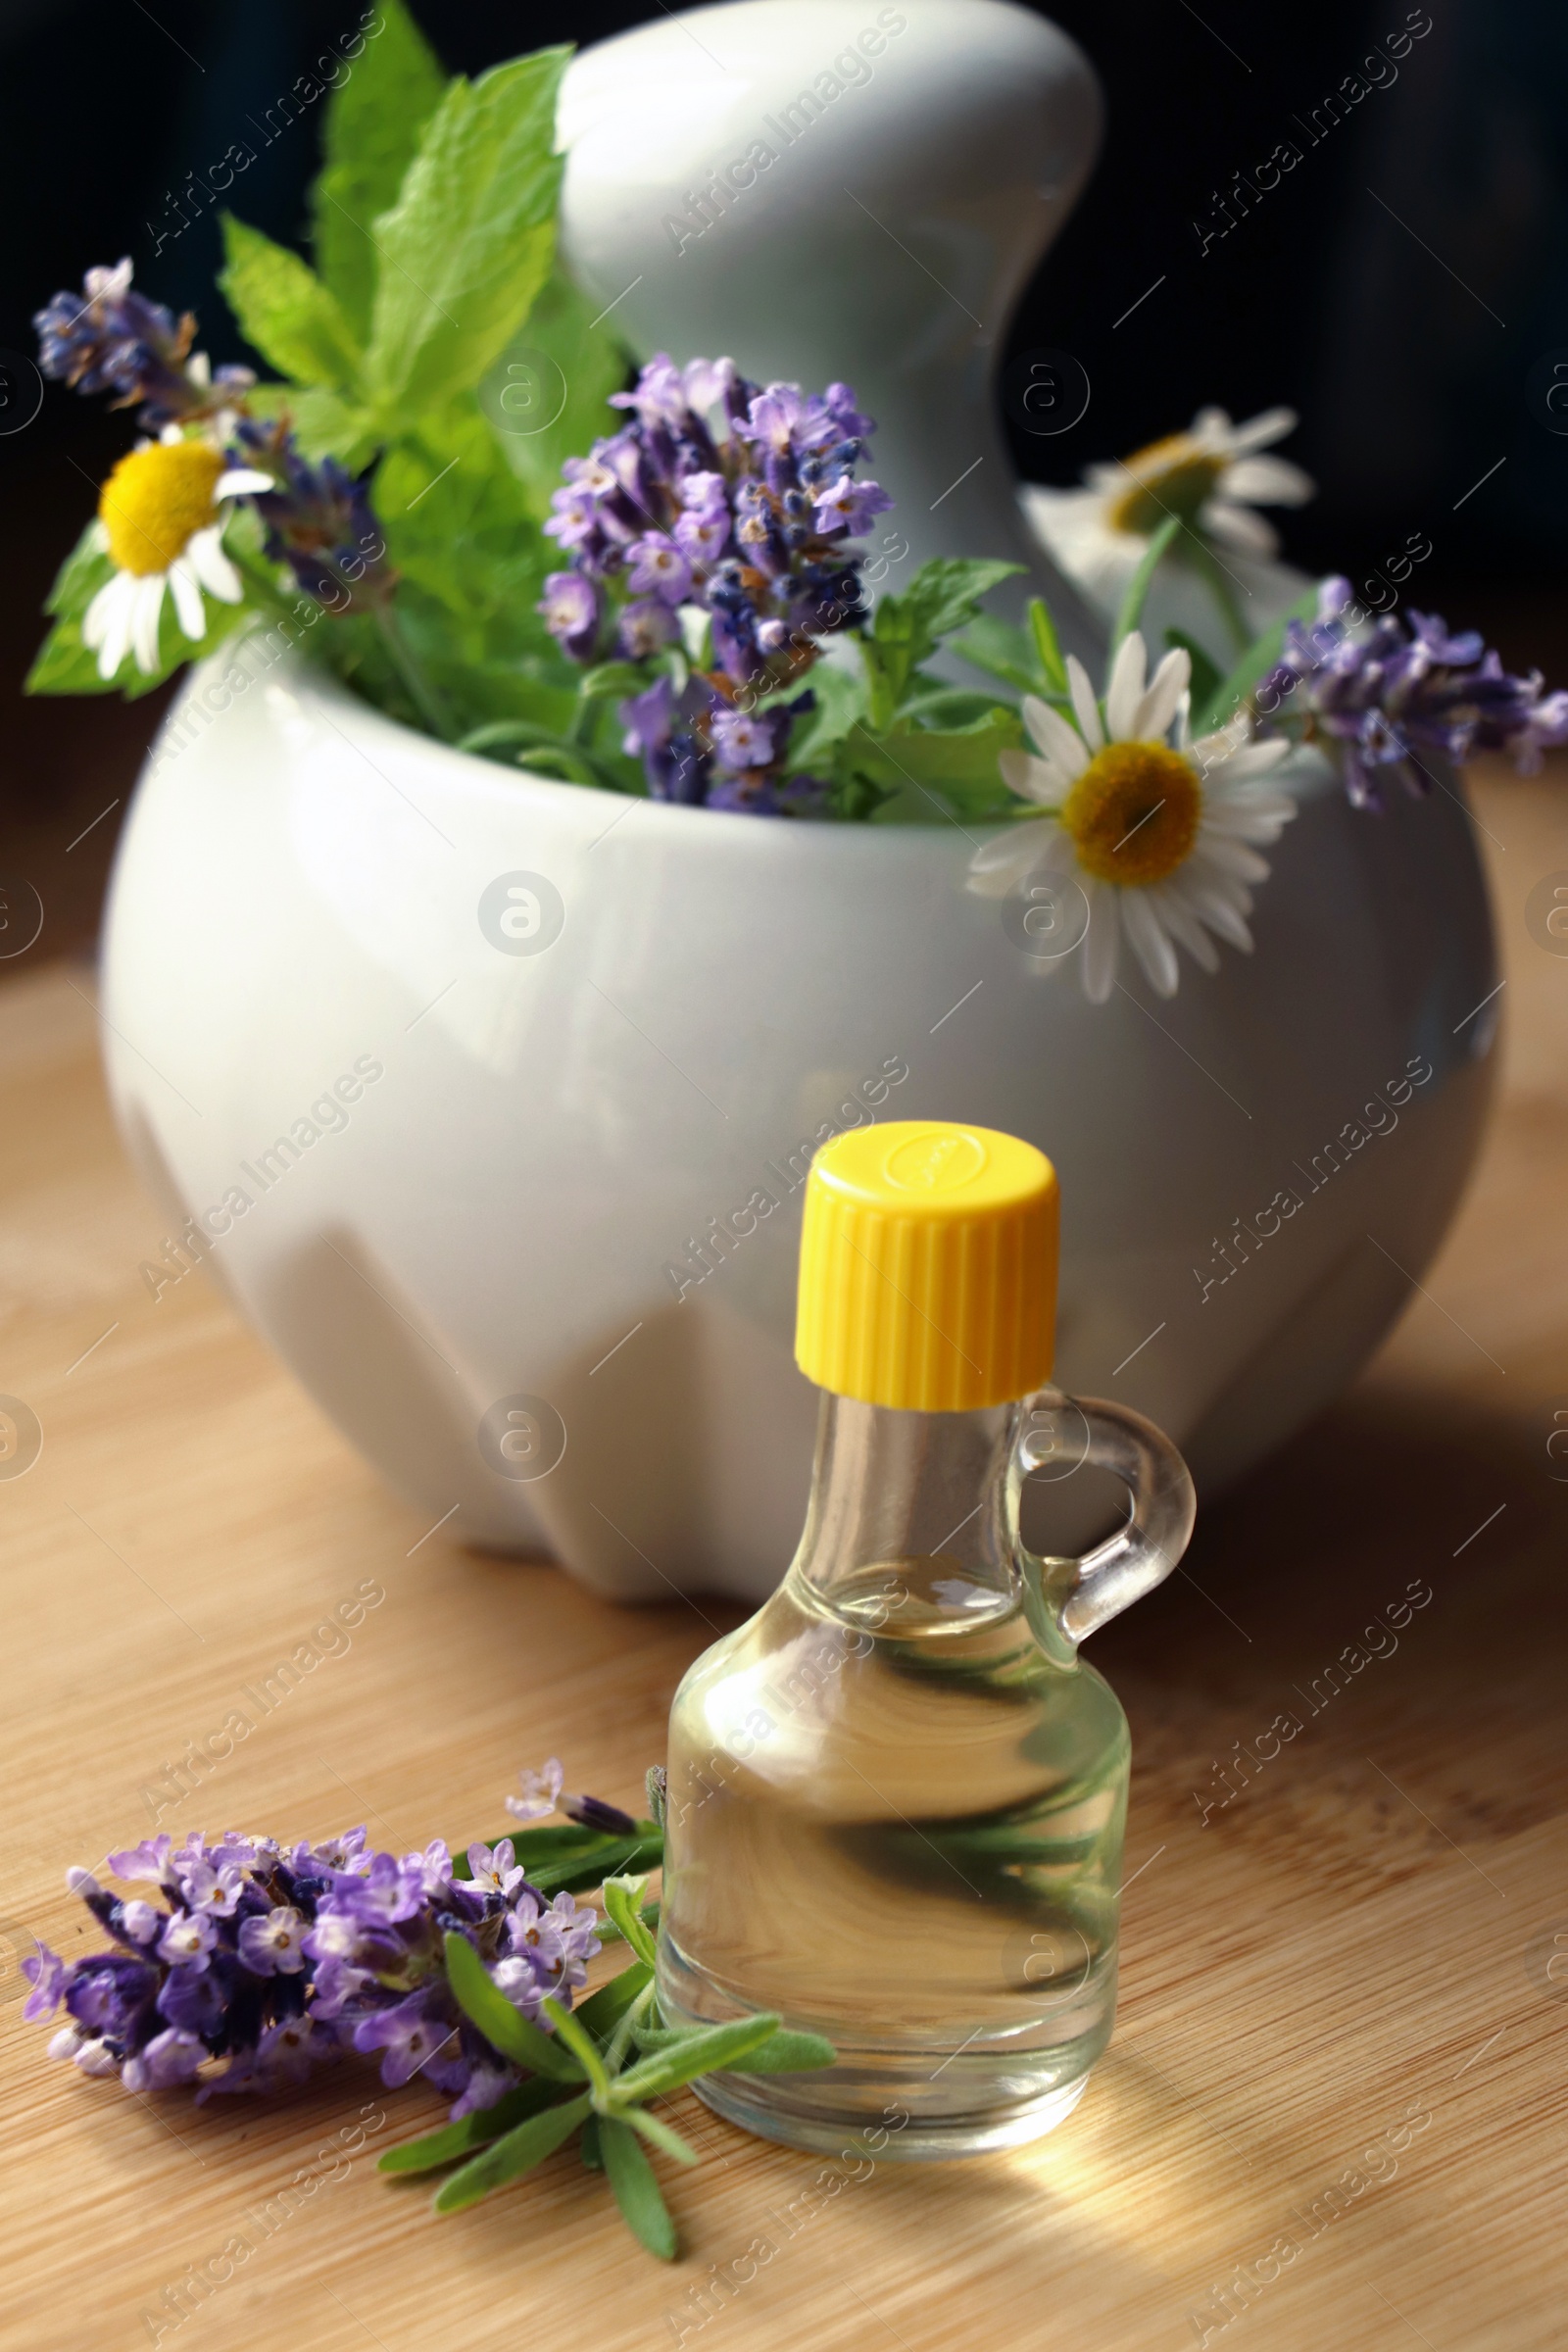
[383,1917,835,2259]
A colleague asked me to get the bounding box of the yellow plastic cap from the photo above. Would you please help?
[795,1121,1059,1411]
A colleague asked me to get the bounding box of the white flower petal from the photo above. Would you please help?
[966,821,1063,897]
[1081,879,1119,1002]
[1189,407,1233,449]
[1201,501,1279,558]
[1021,693,1092,781]
[130,574,167,674]
[1205,737,1294,781]
[88,518,111,554]
[84,571,132,678]
[168,558,207,643]
[216,467,274,499]
[1134,647,1192,742]
[1104,632,1148,740]
[1065,655,1105,753]
[1222,454,1314,507]
[1150,881,1221,973]
[1199,800,1294,845]
[1224,406,1298,455]
[1000,747,1073,807]
[186,526,241,602]
[1191,834,1272,884]
[1187,884,1254,952]
[1121,889,1181,997]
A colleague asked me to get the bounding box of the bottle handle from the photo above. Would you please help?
[1008,1389,1197,1645]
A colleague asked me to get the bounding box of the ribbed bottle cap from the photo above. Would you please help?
[795,1121,1058,1411]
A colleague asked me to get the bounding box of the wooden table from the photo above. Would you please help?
[3,762,1565,2352]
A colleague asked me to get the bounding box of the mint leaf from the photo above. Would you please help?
[864,558,1022,722]
[485,265,630,520]
[442,1929,583,2081]
[600,2117,677,2260]
[25,514,251,700]
[365,48,570,418]
[24,519,119,697]
[377,2078,567,2174]
[219,216,363,394]
[433,2089,591,2213]
[782,660,866,773]
[313,0,447,339]
[950,612,1042,696]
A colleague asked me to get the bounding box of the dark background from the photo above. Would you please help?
[3,0,1565,956]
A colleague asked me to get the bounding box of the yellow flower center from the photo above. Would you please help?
[1061,741,1201,886]
[1107,434,1225,536]
[99,440,224,576]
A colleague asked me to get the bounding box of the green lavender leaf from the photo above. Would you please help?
[541,1996,612,2096]
[1192,586,1320,740]
[572,1957,653,2041]
[312,0,448,338]
[454,1824,662,1895]
[364,49,569,418]
[612,2013,782,2101]
[629,2021,835,2075]
[377,2077,567,2174]
[600,2117,677,2260]
[623,2107,700,2166]
[1110,513,1181,654]
[602,1876,658,1966]
[433,2089,592,2213]
[442,1930,583,2082]
[218,216,364,394]
[580,2114,605,2171]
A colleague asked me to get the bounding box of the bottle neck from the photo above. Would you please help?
[793,1392,1021,1625]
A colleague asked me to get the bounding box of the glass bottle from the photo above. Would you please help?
[656,1121,1195,2158]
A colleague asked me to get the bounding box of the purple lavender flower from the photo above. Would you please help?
[353,1990,453,2088]
[543,352,888,813]
[122,2028,205,2093]
[25,1782,615,2115]
[33,259,252,428]
[228,417,395,614]
[506,1757,565,1823]
[617,597,677,660]
[539,571,601,662]
[237,1907,308,1975]
[1257,575,1568,807]
[20,1944,66,2023]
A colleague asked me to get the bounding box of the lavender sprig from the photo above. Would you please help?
[21,1766,833,2262]
[1254,574,1568,808]
[537,352,892,814]
[34,257,254,429]
[23,1821,605,2112]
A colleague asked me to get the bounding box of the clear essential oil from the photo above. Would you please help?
[655,1123,1193,2157]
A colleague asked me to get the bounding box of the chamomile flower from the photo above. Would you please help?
[81,430,272,680]
[969,632,1297,1002]
[1021,410,1314,659]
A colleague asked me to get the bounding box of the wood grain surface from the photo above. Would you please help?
[2,762,1565,2352]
